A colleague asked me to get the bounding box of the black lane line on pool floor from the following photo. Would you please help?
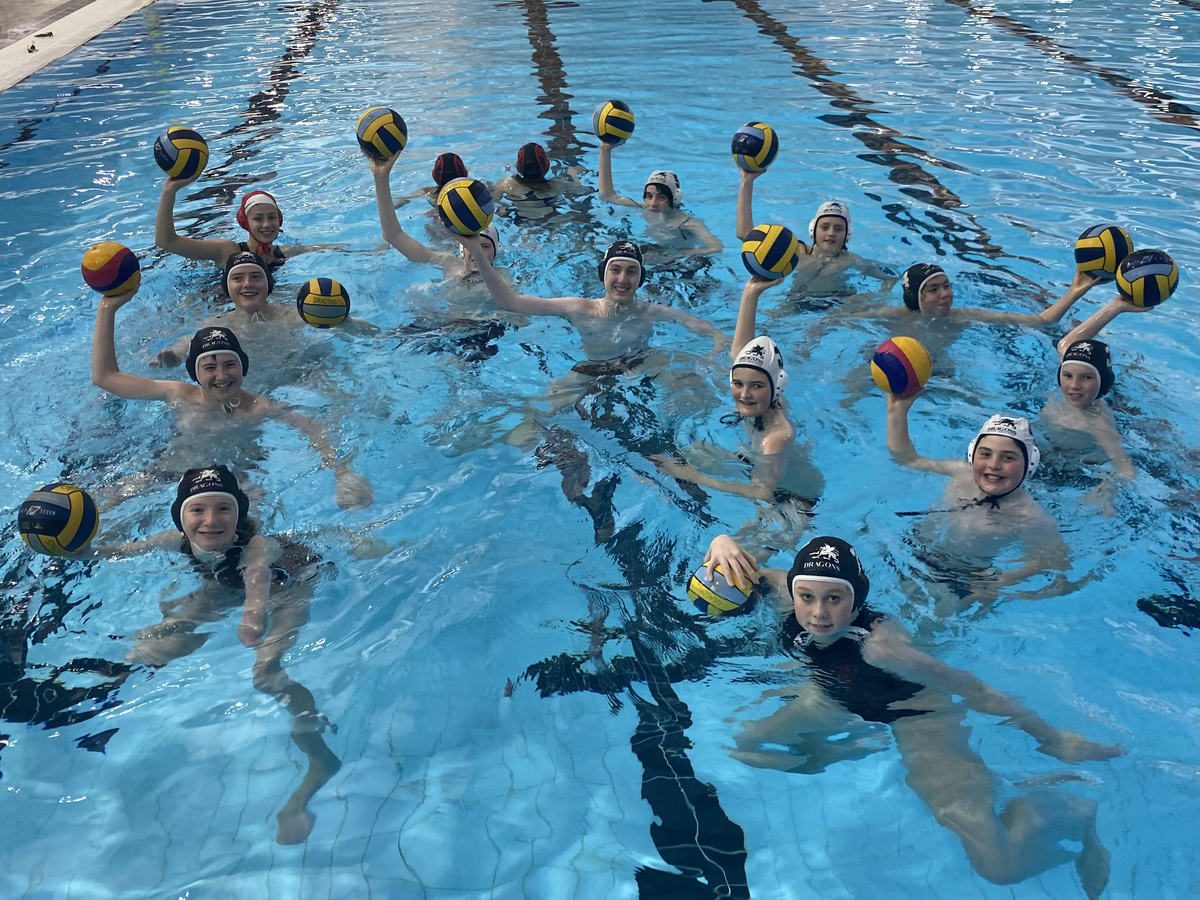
[718,0,1046,283]
[942,0,1200,134]
[512,0,589,169]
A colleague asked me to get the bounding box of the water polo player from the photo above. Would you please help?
[390,150,470,211]
[91,283,373,509]
[492,141,587,222]
[884,393,1069,612]
[77,466,340,845]
[735,169,894,296]
[598,141,722,260]
[701,531,1119,895]
[156,174,321,271]
[651,275,822,512]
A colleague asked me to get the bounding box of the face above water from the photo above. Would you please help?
[604,259,641,300]
[642,183,672,212]
[1059,362,1100,406]
[197,351,244,399]
[918,273,954,316]
[813,216,847,252]
[971,434,1025,496]
[792,578,856,644]
[730,366,772,417]
[246,206,280,245]
[181,495,239,552]
[227,268,269,312]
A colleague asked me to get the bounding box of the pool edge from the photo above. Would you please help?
[0,0,156,93]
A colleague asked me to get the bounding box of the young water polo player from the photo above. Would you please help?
[156,175,313,271]
[1038,294,1152,483]
[885,395,1069,613]
[651,275,822,512]
[390,150,470,210]
[77,466,340,844]
[599,141,723,261]
[92,284,373,509]
[735,169,894,296]
[703,532,1119,896]
[492,141,588,222]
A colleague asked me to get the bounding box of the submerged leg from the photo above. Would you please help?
[891,709,1108,894]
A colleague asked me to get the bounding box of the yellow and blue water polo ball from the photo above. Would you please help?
[741,224,801,280]
[81,241,141,295]
[1074,224,1133,283]
[18,483,100,557]
[436,177,495,236]
[870,336,932,398]
[296,277,351,328]
[153,125,209,180]
[356,107,408,161]
[731,122,779,173]
[687,563,755,616]
[1115,248,1179,308]
[592,99,635,145]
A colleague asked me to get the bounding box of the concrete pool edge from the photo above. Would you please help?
[0,0,156,93]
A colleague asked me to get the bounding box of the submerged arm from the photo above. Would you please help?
[681,215,724,256]
[272,406,374,509]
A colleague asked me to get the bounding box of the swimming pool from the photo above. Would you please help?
[1,0,1197,896]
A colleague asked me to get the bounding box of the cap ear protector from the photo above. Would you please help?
[171,465,250,531]
[221,251,275,297]
[598,240,646,286]
[1059,339,1114,398]
[967,415,1041,481]
[901,263,946,311]
[185,327,250,382]
[236,190,282,231]
[807,201,851,246]
[787,536,870,610]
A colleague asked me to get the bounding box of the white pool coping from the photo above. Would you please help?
[0,0,156,92]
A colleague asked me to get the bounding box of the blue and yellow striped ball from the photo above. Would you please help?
[731,122,779,173]
[1074,224,1133,283]
[81,241,141,295]
[687,563,755,616]
[296,277,350,328]
[18,483,100,557]
[1116,249,1179,308]
[356,107,408,161]
[870,336,932,399]
[741,224,801,280]
[592,99,635,145]
[437,177,495,236]
[153,126,209,180]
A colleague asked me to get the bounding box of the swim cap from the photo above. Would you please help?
[185,326,250,382]
[901,262,946,311]
[807,200,851,246]
[478,223,501,257]
[516,142,550,181]
[967,415,1041,480]
[171,465,249,531]
[221,251,275,297]
[787,536,870,609]
[731,336,788,406]
[598,240,646,285]
[236,190,282,231]
[644,171,683,207]
[1059,339,1114,398]
[432,152,468,187]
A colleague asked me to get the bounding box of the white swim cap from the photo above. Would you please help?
[731,336,788,405]
[644,171,683,207]
[808,200,851,246]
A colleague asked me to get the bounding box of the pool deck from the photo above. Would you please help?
[0,0,155,92]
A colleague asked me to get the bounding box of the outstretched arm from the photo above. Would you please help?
[369,153,446,267]
[955,270,1101,327]
[734,169,762,240]
[597,143,639,208]
[455,233,592,317]
[885,390,960,475]
[865,619,1120,762]
[92,288,188,401]
[732,276,783,359]
[272,406,374,509]
[155,178,239,265]
[75,529,178,560]
[1057,295,1151,357]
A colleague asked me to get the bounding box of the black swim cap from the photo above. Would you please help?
[432,152,468,187]
[171,465,249,531]
[787,536,870,609]
[901,263,945,311]
[1060,339,1115,398]
[185,326,250,382]
[598,240,646,285]
[222,251,275,297]
[516,142,550,181]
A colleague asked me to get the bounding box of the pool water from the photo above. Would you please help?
[0,0,1197,897]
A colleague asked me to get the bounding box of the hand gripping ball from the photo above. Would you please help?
[731,122,779,173]
[592,100,635,145]
[153,126,209,180]
[81,242,141,295]
[356,107,408,161]
[741,224,801,280]
[687,563,755,616]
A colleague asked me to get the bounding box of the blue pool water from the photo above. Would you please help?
[0,0,1197,897]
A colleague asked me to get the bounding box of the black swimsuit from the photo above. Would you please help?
[238,241,286,271]
[184,535,324,590]
[781,609,926,724]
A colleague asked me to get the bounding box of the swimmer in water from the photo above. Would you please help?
[735,170,894,296]
[1039,293,1152,485]
[91,284,373,509]
[156,171,320,271]
[76,466,341,844]
[885,398,1069,612]
[390,151,471,210]
[651,275,821,510]
[704,532,1119,897]
[598,142,722,260]
[492,141,588,222]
